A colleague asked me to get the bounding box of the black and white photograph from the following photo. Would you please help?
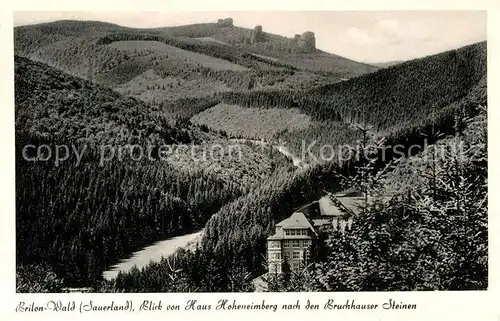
[11,10,488,295]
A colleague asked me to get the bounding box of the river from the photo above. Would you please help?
[229,138,308,169]
[102,230,203,280]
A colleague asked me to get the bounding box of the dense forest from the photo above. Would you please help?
[15,57,245,286]
[216,42,486,132]
[189,42,486,162]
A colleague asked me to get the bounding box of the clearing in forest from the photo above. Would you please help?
[108,40,249,71]
[190,103,312,139]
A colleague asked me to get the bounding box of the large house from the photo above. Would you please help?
[267,212,316,274]
[267,192,361,274]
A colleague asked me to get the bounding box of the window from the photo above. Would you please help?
[292,240,300,248]
[347,217,353,230]
[292,251,301,259]
[270,263,280,274]
[332,218,338,230]
[284,240,291,248]
[269,253,281,260]
[269,241,280,248]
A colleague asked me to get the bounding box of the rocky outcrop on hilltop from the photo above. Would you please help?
[294,31,316,52]
[217,18,234,27]
[250,25,265,44]
[250,28,316,52]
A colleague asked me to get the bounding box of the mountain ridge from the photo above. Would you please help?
[14,19,379,79]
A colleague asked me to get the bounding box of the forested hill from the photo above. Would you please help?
[14,19,378,96]
[15,56,244,287]
[307,41,487,132]
[218,41,487,139]
[14,20,487,293]
[15,55,193,146]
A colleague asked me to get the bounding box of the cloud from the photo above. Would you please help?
[375,19,400,35]
[338,17,444,62]
[345,27,375,45]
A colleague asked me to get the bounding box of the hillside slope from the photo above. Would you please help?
[14,19,378,103]
[14,56,293,287]
[308,41,487,132]
[214,41,486,146]
[155,21,378,75]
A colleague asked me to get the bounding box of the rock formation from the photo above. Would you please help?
[297,31,316,52]
[217,18,233,27]
[250,25,265,44]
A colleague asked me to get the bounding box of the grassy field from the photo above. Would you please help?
[190,103,312,139]
[108,40,249,71]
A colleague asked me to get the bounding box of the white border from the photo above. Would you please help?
[1,1,499,321]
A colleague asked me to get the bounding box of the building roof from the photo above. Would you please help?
[319,194,362,217]
[268,212,317,240]
[277,212,315,230]
[267,229,284,240]
[312,219,331,226]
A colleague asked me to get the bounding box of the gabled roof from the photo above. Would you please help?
[267,229,284,240]
[269,212,318,241]
[278,212,315,230]
[319,194,362,217]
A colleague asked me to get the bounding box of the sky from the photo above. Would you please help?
[13,11,486,63]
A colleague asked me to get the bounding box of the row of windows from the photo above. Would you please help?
[332,218,353,231]
[285,229,308,236]
[273,251,302,260]
[284,240,310,248]
[285,251,304,259]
